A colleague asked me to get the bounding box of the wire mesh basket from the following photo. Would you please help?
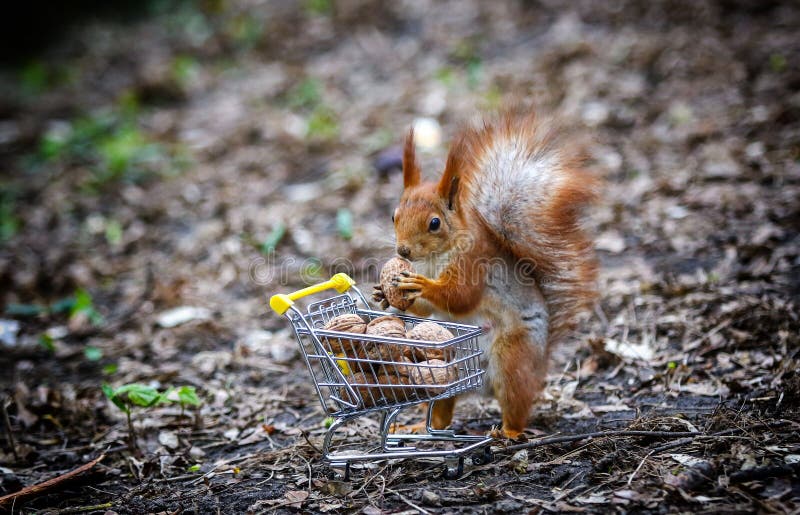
[270,273,494,477]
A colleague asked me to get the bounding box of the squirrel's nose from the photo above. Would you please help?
[397,245,411,259]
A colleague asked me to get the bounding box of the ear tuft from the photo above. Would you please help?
[403,129,421,189]
[437,139,463,210]
[444,176,459,210]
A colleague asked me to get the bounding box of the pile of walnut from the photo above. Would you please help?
[322,313,456,407]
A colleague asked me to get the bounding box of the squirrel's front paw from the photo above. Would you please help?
[371,285,391,310]
[393,271,430,300]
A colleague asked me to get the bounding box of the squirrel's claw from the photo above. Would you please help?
[372,285,391,309]
[396,272,428,293]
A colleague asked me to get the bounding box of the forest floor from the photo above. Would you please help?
[0,1,798,513]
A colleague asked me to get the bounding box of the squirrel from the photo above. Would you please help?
[374,111,599,439]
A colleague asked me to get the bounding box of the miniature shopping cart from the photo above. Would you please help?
[269,273,494,478]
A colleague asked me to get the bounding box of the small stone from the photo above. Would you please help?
[582,101,609,127]
[156,306,211,328]
[191,351,232,376]
[421,489,441,506]
[0,319,20,347]
[158,430,179,450]
[509,449,529,474]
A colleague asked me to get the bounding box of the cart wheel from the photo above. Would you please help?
[442,457,464,480]
[471,446,494,466]
[329,462,351,481]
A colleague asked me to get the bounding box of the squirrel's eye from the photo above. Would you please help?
[429,217,441,232]
[391,214,395,223]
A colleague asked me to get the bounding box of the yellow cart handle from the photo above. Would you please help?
[269,273,355,315]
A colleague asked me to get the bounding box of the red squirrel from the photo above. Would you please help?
[376,111,599,439]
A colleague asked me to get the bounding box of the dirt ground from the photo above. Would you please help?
[1,0,799,513]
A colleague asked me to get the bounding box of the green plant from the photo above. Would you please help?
[304,0,332,17]
[19,61,48,96]
[769,53,787,73]
[102,383,171,451]
[70,288,104,326]
[224,13,263,50]
[103,383,203,451]
[260,223,287,255]
[171,55,200,87]
[306,105,339,141]
[84,346,103,361]
[0,194,19,241]
[38,334,56,353]
[285,78,322,110]
[34,111,189,191]
[336,208,353,240]
[102,363,118,375]
[173,385,202,418]
[105,219,123,246]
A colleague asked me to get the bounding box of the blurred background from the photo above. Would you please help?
[0,0,798,511]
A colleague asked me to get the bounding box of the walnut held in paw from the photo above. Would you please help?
[404,321,454,362]
[379,257,416,310]
[321,314,370,358]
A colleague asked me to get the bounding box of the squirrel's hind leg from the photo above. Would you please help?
[430,397,456,429]
[490,327,547,439]
[390,398,456,433]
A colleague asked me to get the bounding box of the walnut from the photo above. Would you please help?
[347,371,414,407]
[408,359,456,396]
[404,321,454,362]
[366,315,406,338]
[362,316,407,371]
[324,314,367,334]
[321,313,371,359]
[379,257,415,310]
[372,356,416,378]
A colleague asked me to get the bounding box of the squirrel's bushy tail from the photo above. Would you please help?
[455,111,599,346]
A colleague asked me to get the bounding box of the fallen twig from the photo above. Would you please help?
[627,450,655,486]
[0,453,106,508]
[648,420,791,455]
[503,420,792,454]
[504,430,699,452]
[44,502,114,514]
[385,488,432,515]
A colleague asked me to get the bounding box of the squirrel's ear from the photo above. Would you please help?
[438,145,461,210]
[403,129,421,189]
